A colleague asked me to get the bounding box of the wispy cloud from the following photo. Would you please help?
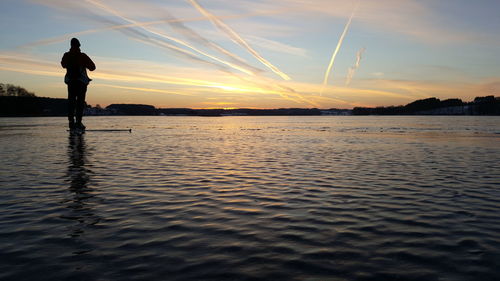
[346,47,365,86]
[207,0,495,44]
[244,35,307,57]
[4,49,495,108]
[0,52,313,106]
[96,84,195,96]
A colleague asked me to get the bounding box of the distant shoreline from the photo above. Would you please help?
[1,95,499,117]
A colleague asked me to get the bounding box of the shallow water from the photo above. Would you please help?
[0,116,499,281]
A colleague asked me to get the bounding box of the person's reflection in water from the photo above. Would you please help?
[64,133,100,246]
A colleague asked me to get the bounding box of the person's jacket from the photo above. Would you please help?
[61,47,96,85]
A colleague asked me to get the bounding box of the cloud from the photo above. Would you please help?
[244,35,307,57]
[205,0,493,44]
[4,49,496,109]
[371,72,384,78]
[0,52,312,106]
[96,84,195,96]
[346,47,365,86]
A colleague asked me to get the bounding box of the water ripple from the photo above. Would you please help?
[0,116,499,280]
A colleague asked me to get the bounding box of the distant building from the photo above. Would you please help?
[84,105,112,116]
[321,109,351,115]
[106,104,158,115]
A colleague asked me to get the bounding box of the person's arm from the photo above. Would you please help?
[83,53,96,71]
[61,53,68,68]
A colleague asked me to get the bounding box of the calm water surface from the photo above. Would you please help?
[0,116,499,280]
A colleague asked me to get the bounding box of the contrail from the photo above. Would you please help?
[21,10,282,49]
[82,15,222,70]
[184,0,320,105]
[85,0,257,76]
[187,0,291,81]
[161,10,263,75]
[345,47,365,86]
[20,17,212,48]
[321,3,359,95]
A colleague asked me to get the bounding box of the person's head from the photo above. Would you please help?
[70,38,81,48]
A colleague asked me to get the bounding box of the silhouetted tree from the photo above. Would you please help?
[0,83,36,97]
[404,97,441,112]
[473,96,500,115]
[352,96,498,115]
[441,98,464,107]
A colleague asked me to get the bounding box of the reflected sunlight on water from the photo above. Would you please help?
[0,116,499,280]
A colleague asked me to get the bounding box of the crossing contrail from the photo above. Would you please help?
[346,47,365,86]
[21,9,282,50]
[186,0,291,81]
[20,16,219,48]
[162,11,263,75]
[85,0,257,76]
[320,3,359,95]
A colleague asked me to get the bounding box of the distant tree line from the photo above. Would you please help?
[0,96,68,117]
[106,104,157,115]
[103,105,324,116]
[0,83,36,97]
[0,82,71,116]
[352,96,500,115]
[157,108,323,116]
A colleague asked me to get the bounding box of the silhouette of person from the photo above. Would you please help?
[61,38,96,130]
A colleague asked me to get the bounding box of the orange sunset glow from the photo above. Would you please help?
[1,0,499,108]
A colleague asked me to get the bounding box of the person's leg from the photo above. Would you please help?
[67,83,77,129]
[75,82,88,129]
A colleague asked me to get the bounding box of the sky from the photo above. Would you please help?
[1,0,499,109]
